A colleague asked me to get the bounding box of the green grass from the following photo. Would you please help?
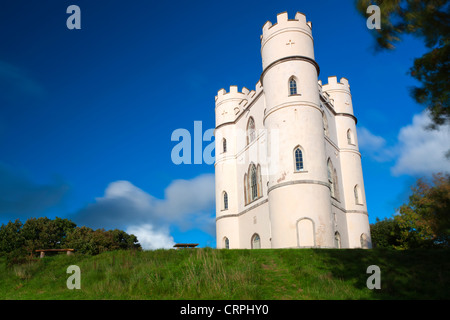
[0,248,449,300]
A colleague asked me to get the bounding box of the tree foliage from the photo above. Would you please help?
[356,0,450,128]
[370,217,401,248]
[64,226,140,255]
[371,172,450,249]
[0,217,141,264]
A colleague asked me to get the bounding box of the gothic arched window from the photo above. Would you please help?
[354,185,362,205]
[247,117,255,145]
[327,159,335,198]
[294,147,304,171]
[251,233,261,249]
[224,237,230,249]
[334,231,341,248]
[250,165,258,201]
[223,191,228,210]
[289,77,297,95]
[333,169,339,200]
[323,112,329,137]
[347,129,353,145]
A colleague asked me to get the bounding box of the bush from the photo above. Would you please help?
[0,217,141,265]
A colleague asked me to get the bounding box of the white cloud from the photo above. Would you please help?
[157,174,215,222]
[74,173,216,246]
[358,112,450,176]
[357,127,387,150]
[126,224,175,250]
[391,112,450,176]
[357,127,395,162]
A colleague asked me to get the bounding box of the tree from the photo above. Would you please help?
[370,217,401,248]
[396,173,450,246]
[0,219,24,254]
[20,217,76,256]
[370,173,449,249]
[0,217,141,263]
[356,0,450,128]
[395,172,450,248]
[64,226,141,255]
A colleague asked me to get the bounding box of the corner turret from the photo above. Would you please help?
[321,76,353,115]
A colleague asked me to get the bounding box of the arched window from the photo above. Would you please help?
[223,138,227,153]
[246,117,255,145]
[323,112,329,137]
[334,231,341,249]
[244,173,248,205]
[224,237,230,249]
[289,77,297,95]
[245,163,262,205]
[251,233,261,249]
[360,233,369,249]
[354,185,362,205]
[256,164,262,197]
[347,129,353,145]
[250,165,258,201]
[333,169,339,200]
[327,159,335,198]
[223,191,228,210]
[294,147,304,172]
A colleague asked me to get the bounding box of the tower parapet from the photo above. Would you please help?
[260,12,315,71]
[321,76,351,94]
[215,81,264,127]
[215,86,248,127]
[322,76,353,115]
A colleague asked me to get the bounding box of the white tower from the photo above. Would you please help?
[261,12,334,248]
[214,11,372,249]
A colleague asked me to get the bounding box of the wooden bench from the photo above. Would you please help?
[35,249,75,258]
[173,243,199,249]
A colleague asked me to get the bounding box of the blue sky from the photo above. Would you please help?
[0,0,448,249]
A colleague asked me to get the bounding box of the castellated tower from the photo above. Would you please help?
[215,12,371,249]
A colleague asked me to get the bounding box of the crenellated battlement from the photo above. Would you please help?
[260,11,312,43]
[321,76,351,93]
[215,81,263,108]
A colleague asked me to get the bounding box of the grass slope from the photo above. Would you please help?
[0,248,449,300]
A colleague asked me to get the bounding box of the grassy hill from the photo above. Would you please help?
[1,248,449,300]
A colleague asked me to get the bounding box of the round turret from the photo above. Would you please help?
[215,86,250,127]
[260,12,333,248]
[260,12,315,70]
[321,76,353,115]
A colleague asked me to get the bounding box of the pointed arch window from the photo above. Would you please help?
[360,233,369,249]
[354,185,362,205]
[333,169,339,200]
[334,231,341,249]
[347,129,353,145]
[323,112,329,137]
[246,117,255,145]
[294,147,304,172]
[250,165,258,201]
[289,77,297,95]
[244,173,248,205]
[251,233,261,249]
[224,237,230,249]
[327,159,335,198]
[244,163,262,205]
[223,191,228,210]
